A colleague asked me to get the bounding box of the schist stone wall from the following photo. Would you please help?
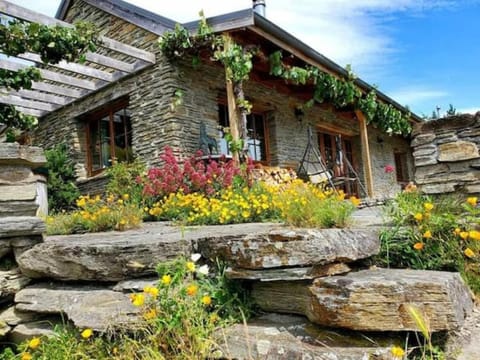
[412,112,480,195]
[32,0,414,197]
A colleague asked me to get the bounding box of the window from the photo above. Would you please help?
[218,104,269,163]
[394,152,409,184]
[85,99,132,176]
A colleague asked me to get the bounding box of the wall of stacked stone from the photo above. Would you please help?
[412,113,480,195]
[0,143,46,265]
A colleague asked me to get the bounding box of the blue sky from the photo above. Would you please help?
[12,0,480,117]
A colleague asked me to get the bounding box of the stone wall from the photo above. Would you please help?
[412,113,480,194]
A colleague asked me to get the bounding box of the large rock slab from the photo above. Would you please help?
[17,223,190,281]
[253,269,473,332]
[0,144,46,167]
[216,313,396,360]
[15,283,141,331]
[196,225,380,270]
[0,217,45,239]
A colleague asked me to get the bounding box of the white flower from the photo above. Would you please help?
[191,253,201,263]
[198,264,209,276]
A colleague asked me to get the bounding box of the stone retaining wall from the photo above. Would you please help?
[412,113,480,194]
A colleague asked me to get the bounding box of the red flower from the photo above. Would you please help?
[384,165,395,173]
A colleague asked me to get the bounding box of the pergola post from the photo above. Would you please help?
[223,35,241,164]
[355,110,374,198]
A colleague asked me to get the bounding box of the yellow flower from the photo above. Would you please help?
[349,196,361,207]
[143,286,159,298]
[186,261,196,272]
[469,230,480,241]
[186,284,198,296]
[464,248,475,258]
[122,194,130,201]
[391,345,405,358]
[76,197,86,208]
[161,274,172,285]
[117,199,124,205]
[423,230,432,239]
[467,197,478,206]
[424,202,434,211]
[81,328,93,339]
[143,308,157,320]
[413,213,423,221]
[413,242,424,250]
[21,353,32,360]
[28,337,41,349]
[201,295,212,306]
[460,231,469,240]
[130,293,145,307]
[454,228,462,235]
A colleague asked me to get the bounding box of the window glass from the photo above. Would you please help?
[86,100,132,176]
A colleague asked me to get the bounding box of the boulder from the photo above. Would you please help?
[15,283,141,331]
[216,313,396,360]
[17,223,190,281]
[196,225,379,270]
[253,269,473,332]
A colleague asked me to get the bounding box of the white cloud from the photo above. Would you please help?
[387,87,449,105]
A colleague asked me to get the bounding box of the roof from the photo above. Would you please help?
[56,0,176,34]
[57,0,421,122]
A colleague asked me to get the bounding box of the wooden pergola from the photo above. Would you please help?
[0,0,156,118]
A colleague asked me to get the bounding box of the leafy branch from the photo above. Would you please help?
[0,19,99,135]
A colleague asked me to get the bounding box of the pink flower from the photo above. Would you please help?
[384,165,395,173]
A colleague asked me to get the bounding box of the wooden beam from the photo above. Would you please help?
[14,106,47,117]
[30,81,85,98]
[355,110,374,198]
[18,53,117,82]
[0,94,58,111]
[0,58,102,90]
[248,26,337,77]
[224,36,240,164]
[13,89,69,105]
[0,0,156,63]
[84,52,135,73]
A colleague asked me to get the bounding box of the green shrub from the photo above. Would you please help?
[0,255,252,360]
[106,159,146,207]
[46,194,143,235]
[44,143,80,213]
[374,190,480,293]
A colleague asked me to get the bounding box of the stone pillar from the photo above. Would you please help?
[0,144,47,259]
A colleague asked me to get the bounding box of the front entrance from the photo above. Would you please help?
[317,131,358,196]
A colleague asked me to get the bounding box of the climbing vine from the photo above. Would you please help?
[269,51,412,136]
[0,19,98,135]
[158,16,412,139]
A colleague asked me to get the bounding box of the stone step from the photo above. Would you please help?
[253,269,474,332]
[17,222,379,282]
[215,313,399,360]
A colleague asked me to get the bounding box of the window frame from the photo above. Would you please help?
[84,98,131,177]
[394,152,409,184]
[218,103,270,165]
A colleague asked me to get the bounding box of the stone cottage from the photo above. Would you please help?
[1,0,422,197]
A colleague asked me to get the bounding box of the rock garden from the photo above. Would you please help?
[0,143,479,360]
